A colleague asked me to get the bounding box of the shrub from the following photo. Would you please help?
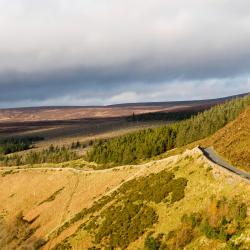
[118,170,187,204]
[94,203,158,249]
[51,169,187,247]
[150,198,248,249]
[144,233,162,250]
[200,198,248,242]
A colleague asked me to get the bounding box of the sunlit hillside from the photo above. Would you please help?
[0,96,250,249]
[0,148,250,249]
[1,0,250,249]
[203,106,250,171]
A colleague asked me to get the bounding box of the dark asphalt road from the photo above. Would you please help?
[201,147,250,180]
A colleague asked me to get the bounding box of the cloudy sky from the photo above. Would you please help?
[1,0,250,108]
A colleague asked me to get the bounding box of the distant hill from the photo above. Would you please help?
[108,92,248,107]
[0,93,248,122]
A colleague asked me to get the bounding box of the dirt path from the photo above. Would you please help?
[0,153,177,174]
[60,173,80,224]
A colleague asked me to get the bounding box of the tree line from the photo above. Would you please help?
[2,144,81,166]
[87,94,250,165]
[127,110,201,122]
[0,136,43,155]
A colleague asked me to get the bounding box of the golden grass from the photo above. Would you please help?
[1,147,249,249]
[59,150,250,249]
[0,165,142,249]
[128,153,250,249]
[203,106,250,171]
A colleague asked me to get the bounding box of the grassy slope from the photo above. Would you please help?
[52,150,250,250]
[0,105,249,249]
[0,166,142,250]
[203,105,250,171]
[0,148,249,249]
[158,105,250,172]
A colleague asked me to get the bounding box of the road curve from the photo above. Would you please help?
[200,146,250,180]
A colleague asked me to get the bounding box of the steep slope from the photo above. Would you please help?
[1,148,249,249]
[202,105,250,171]
[47,149,250,250]
[0,166,142,250]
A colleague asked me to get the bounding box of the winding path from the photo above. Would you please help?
[200,147,250,180]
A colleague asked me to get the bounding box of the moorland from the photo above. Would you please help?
[0,93,250,250]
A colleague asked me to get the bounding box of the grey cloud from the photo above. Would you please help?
[0,0,250,107]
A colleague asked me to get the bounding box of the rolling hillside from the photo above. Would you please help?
[0,94,245,122]
[0,94,250,249]
[0,148,249,249]
[1,0,250,249]
[202,105,250,171]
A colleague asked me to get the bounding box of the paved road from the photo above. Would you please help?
[201,147,250,180]
[2,146,249,181]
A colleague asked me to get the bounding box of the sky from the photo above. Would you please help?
[0,0,250,108]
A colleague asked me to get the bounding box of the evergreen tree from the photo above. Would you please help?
[87,95,250,165]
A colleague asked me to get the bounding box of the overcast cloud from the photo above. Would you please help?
[0,0,250,107]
